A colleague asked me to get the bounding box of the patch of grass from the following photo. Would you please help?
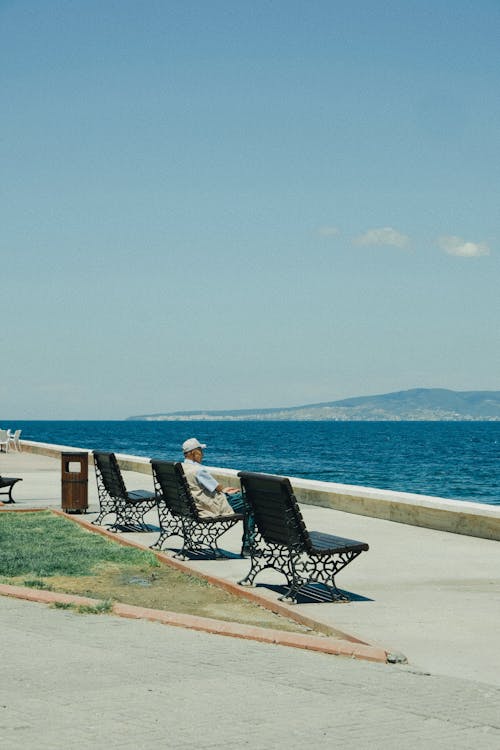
[76,599,113,615]
[51,599,113,615]
[0,512,158,577]
[23,579,53,590]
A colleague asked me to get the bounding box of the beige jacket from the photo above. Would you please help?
[182,460,234,518]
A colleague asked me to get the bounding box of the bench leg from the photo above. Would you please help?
[238,537,291,588]
[149,506,182,551]
[176,518,238,560]
[0,483,18,504]
[280,552,357,603]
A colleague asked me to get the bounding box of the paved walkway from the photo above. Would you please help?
[1,594,499,750]
[1,449,500,748]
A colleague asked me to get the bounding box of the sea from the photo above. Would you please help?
[8,420,500,506]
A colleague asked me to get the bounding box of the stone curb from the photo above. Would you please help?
[0,583,387,662]
[0,584,101,609]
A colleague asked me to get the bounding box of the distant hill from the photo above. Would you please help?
[127,388,500,421]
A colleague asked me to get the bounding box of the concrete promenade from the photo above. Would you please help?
[1,449,500,748]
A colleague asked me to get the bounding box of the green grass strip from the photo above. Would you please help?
[0,512,158,578]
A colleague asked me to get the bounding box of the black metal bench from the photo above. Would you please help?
[0,476,23,504]
[150,460,244,559]
[92,452,156,531]
[237,471,369,603]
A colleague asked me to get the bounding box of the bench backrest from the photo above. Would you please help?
[93,452,128,500]
[238,471,310,550]
[151,460,200,519]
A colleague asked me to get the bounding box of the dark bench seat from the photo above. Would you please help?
[0,476,23,504]
[237,471,369,603]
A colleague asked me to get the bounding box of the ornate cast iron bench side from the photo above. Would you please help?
[0,476,23,504]
[92,451,156,531]
[237,471,369,603]
[150,460,243,559]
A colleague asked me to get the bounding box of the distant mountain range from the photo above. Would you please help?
[127,388,500,421]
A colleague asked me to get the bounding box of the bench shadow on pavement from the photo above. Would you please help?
[253,582,373,604]
[156,544,242,561]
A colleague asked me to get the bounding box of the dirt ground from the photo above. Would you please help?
[6,562,315,633]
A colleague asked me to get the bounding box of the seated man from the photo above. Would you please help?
[181,437,253,554]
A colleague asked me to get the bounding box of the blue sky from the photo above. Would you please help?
[2,0,499,419]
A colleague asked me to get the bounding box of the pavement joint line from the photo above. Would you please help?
[0,507,389,663]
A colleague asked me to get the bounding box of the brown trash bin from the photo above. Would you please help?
[61,452,88,513]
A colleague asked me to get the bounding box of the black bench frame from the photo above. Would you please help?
[0,476,23,504]
[92,452,156,532]
[150,460,244,559]
[237,471,369,603]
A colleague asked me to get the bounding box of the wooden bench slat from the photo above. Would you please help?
[308,530,369,555]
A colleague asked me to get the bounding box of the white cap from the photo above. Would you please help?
[182,437,207,454]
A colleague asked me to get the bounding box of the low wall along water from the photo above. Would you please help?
[20,440,500,542]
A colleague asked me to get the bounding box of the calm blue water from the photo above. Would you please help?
[9,420,500,506]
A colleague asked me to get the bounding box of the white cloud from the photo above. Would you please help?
[438,235,490,258]
[318,226,340,237]
[354,227,410,248]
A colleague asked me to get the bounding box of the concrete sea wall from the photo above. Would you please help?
[20,440,500,542]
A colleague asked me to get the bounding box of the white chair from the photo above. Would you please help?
[0,429,9,452]
[8,429,22,452]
